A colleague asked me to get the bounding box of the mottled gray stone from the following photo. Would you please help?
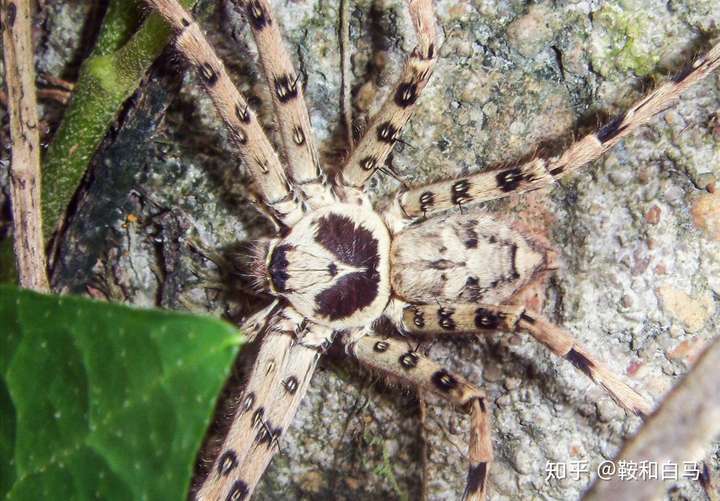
[18,0,720,499]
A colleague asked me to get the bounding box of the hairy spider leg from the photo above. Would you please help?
[231,323,333,497]
[339,0,437,190]
[349,332,493,501]
[195,308,311,500]
[384,41,720,228]
[400,303,652,417]
[237,0,335,206]
[148,0,303,227]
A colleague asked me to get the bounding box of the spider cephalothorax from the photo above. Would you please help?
[258,201,391,328]
[142,0,720,498]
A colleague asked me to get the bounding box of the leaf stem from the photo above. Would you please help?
[41,0,197,240]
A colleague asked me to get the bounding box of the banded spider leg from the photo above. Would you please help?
[339,0,438,189]
[348,333,493,501]
[148,0,309,226]
[199,309,332,500]
[237,0,333,205]
[147,1,338,499]
[400,303,652,417]
[384,41,720,227]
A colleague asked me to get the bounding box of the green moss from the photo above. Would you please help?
[372,441,409,501]
[591,2,660,77]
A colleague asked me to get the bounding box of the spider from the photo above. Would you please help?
[120,0,719,499]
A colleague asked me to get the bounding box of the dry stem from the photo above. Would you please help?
[339,0,353,149]
[583,336,720,501]
[2,0,49,290]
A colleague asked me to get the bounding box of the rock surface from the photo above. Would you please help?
[4,0,720,499]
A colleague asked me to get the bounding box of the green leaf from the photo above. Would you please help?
[0,285,244,500]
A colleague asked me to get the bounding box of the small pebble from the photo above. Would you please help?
[644,205,661,225]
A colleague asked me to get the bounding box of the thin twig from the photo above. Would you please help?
[339,0,353,149]
[1,0,49,290]
[583,335,720,501]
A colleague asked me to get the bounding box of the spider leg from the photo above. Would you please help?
[237,0,334,206]
[347,332,492,501]
[385,41,720,226]
[401,303,652,417]
[339,0,437,190]
[148,0,303,227]
[196,308,328,500]
[232,323,334,497]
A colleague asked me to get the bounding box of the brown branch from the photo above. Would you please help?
[1,0,49,290]
[583,335,720,501]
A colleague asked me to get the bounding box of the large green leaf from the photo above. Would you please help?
[0,285,244,500]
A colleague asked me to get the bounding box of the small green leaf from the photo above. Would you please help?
[0,285,244,500]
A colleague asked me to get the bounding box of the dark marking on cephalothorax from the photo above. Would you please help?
[413,309,425,328]
[451,180,472,205]
[315,272,378,320]
[315,214,378,269]
[374,341,390,352]
[235,103,251,123]
[246,0,271,30]
[399,352,419,369]
[327,262,338,276]
[241,392,255,414]
[199,63,219,86]
[274,74,299,103]
[269,244,293,292]
[217,450,238,476]
[475,308,501,330]
[496,167,523,192]
[283,376,299,394]
[419,191,434,214]
[292,126,305,145]
[377,121,399,143]
[360,156,377,171]
[465,462,488,496]
[314,214,380,320]
[438,307,456,331]
[7,3,16,27]
[597,112,628,143]
[395,81,419,107]
[565,348,595,379]
[432,369,458,392]
[226,480,249,501]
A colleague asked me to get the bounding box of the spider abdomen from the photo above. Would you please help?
[390,212,551,305]
[266,204,391,328]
